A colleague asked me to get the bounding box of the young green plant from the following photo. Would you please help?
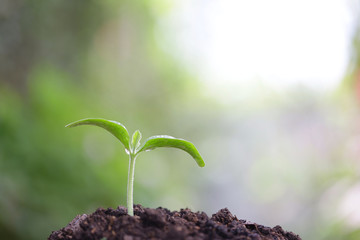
[66,118,205,216]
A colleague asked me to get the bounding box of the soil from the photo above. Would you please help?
[48,204,301,240]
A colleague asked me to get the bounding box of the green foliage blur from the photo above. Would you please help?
[0,1,200,239]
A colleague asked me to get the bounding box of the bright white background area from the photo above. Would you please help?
[152,1,360,239]
[157,0,356,100]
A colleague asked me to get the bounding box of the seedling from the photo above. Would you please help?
[66,118,205,216]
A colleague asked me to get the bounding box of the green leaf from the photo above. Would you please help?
[130,130,142,153]
[65,118,130,150]
[137,135,205,167]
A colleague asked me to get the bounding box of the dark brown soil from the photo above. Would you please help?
[48,205,301,240]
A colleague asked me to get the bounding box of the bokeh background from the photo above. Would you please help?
[1,0,360,239]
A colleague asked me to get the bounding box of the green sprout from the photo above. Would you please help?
[66,118,205,216]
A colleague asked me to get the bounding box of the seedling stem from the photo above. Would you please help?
[127,153,136,215]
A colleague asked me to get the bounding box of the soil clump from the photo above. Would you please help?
[49,204,301,240]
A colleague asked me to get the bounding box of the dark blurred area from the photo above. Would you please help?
[0,0,104,92]
[1,1,360,240]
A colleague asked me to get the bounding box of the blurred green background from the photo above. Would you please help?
[1,1,360,239]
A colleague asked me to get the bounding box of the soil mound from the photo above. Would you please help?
[49,204,301,240]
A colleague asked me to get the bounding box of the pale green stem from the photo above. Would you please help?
[127,153,136,216]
